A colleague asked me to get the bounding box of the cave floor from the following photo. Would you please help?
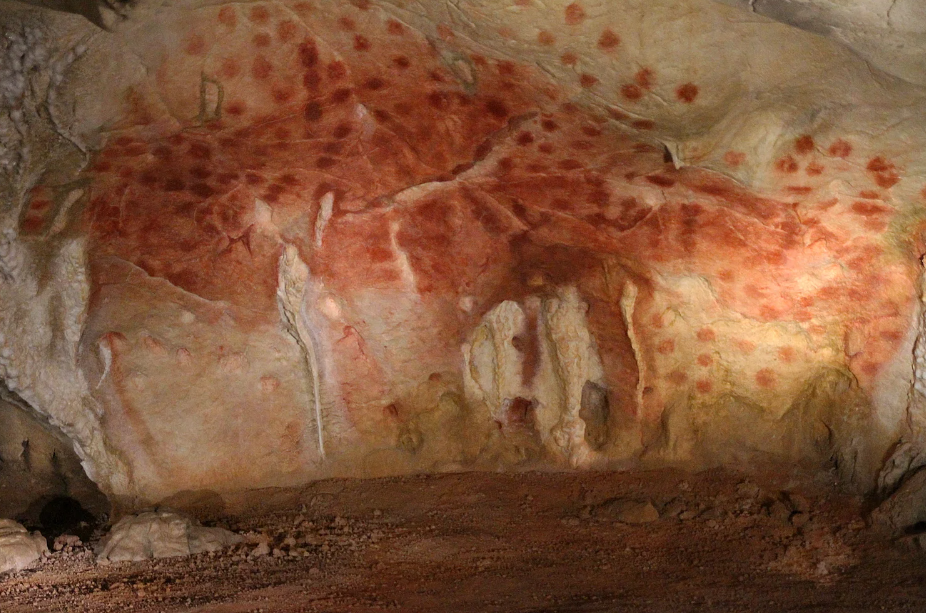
[2,468,926,612]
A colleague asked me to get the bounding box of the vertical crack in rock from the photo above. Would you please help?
[276,245,325,459]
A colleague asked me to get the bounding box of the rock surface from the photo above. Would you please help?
[95,510,242,563]
[0,0,925,505]
[0,519,48,574]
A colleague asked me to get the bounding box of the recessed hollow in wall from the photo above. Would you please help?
[0,387,109,532]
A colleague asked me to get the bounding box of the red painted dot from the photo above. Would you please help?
[696,353,713,367]
[775,156,799,173]
[364,77,386,90]
[597,29,620,50]
[795,135,815,154]
[484,97,509,119]
[253,33,271,48]
[724,151,745,167]
[331,88,352,103]
[778,346,796,363]
[353,35,371,51]
[272,87,294,103]
[338,16,356,30]
[668,370,688,384]
[755,368,776,388]
[303,101,323,122]
[218,6,236,27]
[185,34,205,55]
[220,58,240,79]
[248,6,269,24]
[564,3,586,25]
[516,131,535,146]
[326,62,346,81]
[251,56,273,79]
[560,52,578,66]
[806,162,824,176]
[298,40,318,68]
[676,83,699,103]
[386,19,405,35]
[621,84,643,101]
[538,31,555,45]
[828,139,852,158]
[866,156,901,189]
[696,327,716,342]
[278,20,298,42]
[860,362,880,376]
[696,380,712,394]
[634,68,654,90]
[657,339,675,354]
[580,73,599,88]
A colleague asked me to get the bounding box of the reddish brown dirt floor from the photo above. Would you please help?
[3,468,926,612]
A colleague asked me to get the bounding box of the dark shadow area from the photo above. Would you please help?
[0,385,109,541]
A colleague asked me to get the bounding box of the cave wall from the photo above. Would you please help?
[1,0,925,506]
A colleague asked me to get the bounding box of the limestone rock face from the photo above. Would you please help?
[0,519,48,574]
[0,0,925,506]
[95,510,242,562]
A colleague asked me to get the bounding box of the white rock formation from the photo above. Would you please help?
[0,519,48,574]
[95,510,242,563]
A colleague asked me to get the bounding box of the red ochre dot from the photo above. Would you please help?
[657,339,675,354]
[676,83,698,103]
[755,368,776,388]
[696,327,716,342]
[695,380,712,394]
[696,354,713,367]
[828,139,852,158]
[564,3,586,25]
[597,29,620,50]
[795,135,815,154]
